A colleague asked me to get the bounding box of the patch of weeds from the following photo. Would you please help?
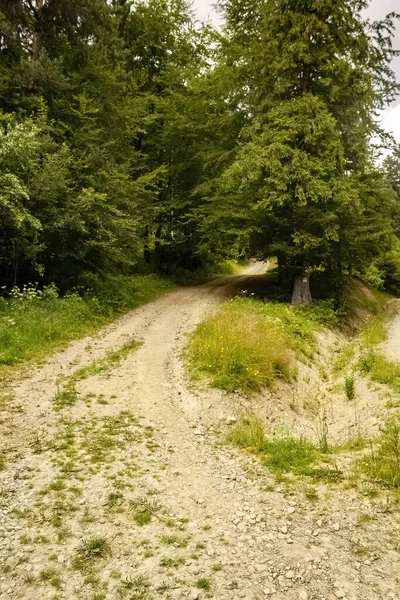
[156,582,171,594]
[362,316,387,346]
[360,417,400,488]
[160,535,189,548]
[48,478,66,492]
[73,339,142,382]
[303,486,319,502]
[159,556,185,568]
[343,433,369,451]
[23,573,36,585]
[106,491,124,510]
[344,375,355,401]
[34,534,50,544]
[53,379,78,410]
[195,542,206,550]
[228,416,265,450]
[300,466,343,483]
[195,577,211,591]
[84,573,100,586]
[57,527,71,542]
[39,567,62,588]
[119,575,149,597]
[130,497,159,526]
[72,537,111,572]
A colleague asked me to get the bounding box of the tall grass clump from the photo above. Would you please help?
[187,297,317,392]
[228,417,321,477]
[359,352,400,393]
[360,417,400,489]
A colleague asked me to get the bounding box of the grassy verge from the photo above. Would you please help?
[186,297,333,392]
[0,274,175,377]
[0,260,245,379]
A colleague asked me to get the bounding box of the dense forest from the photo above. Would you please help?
[0,0,400,301]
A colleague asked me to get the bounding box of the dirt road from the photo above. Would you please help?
[0,264,399,600]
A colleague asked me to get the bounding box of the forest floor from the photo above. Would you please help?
[0,263,399,600]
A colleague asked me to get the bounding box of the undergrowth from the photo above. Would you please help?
[186,297,328,392]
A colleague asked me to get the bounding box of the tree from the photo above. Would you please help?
[209,0,399,302]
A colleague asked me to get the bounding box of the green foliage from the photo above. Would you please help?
[361,417,400,488]
[186,297,321,392]
[0,0,398,305]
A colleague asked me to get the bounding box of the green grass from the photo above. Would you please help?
[73,339,142,381]
[334,343,355,373]
[130,498,159,526]
[360,417,400,489]
[0,275,175,377]
[195,577,212,591]
[72,537,111,571]
[359,351,400,393]
[39,567,62,588]
[344,375,355,400]
[361,317,388,346]
[0,453,6,471]
[186,297,323,392]
[228,417,338,480]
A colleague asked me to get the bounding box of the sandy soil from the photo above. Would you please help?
[0,264,399,600]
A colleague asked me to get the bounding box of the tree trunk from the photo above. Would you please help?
[31,0,45,62]
[291,272,312,305]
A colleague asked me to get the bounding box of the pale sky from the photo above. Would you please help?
[192,0,400,144]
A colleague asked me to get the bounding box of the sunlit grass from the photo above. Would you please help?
[186,297,321,392]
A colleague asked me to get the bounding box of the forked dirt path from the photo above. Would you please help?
[0,264,399,600]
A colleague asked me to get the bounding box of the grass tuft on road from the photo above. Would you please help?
[186,297,328,392]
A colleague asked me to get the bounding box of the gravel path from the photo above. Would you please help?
[0,265,399,600]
